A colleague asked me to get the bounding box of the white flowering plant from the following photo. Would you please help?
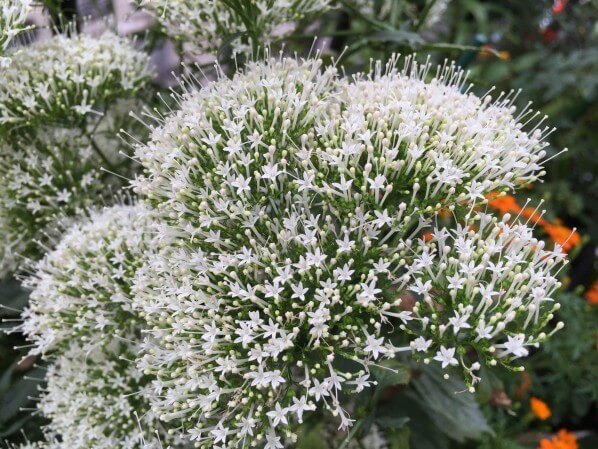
[1,2,594,449]
[0,0,32,66]
[0,30,151,135]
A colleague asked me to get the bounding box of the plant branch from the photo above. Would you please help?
[335,419,364,449]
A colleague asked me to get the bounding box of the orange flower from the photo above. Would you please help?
[530,397,551,420]
[520,207,548,226]
[543,224,581,253]
[552,0,567,15]
[585,281,598,305]
[514,371,532,399]
[538,429,578,449]
[487,193,522,214]
[423,232,434,242]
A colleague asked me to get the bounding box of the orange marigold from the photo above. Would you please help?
[538,429,578,449]
[487,193,522,214]
[585,281,598,305]
[530,397,551,420]
[543,224,581,253]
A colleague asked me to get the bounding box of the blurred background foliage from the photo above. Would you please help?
[1,0,596,448]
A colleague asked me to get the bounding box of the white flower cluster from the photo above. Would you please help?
[0,0,32,66]
[140,0,333,54]
[398,211,566,386]
[21,205,154,355]
[0,129,105,278]
[18,204,180,448]
[130,56,555,447]
[0,31,151,134]
[39,342,167,449]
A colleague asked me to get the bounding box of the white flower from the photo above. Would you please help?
[499,334,530,358]
[434,346,459,368]
[0,0,32,60]
[411,337,432,352]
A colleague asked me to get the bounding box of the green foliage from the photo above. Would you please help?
[526,294,598,423]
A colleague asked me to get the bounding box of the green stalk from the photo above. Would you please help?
[335,419,365,449]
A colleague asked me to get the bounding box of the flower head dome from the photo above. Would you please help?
[38,342,173,449]
[140,0,333,55]
[132,56,559,446]
[0,31,151,134]
[21,204,155,356]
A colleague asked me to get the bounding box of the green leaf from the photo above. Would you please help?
[0,364,14,396]
[0,413,35,438]
[295,421,327,449]
[371,360,411,391]
[386,425,410,449]
[0,278,29,317]
[376,391,449,449]
[412,365,492,442]
[0,367,45,423]
[375,416,410,430]
[368,30,424,46]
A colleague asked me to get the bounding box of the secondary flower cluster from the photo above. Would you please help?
[140,0,333,54]
[39,342,164,449]
[0,31,150,278]
[0,0,31,66]
[21,205,154,355]
[0,129,104,278]
[18,205,177,449]
[399,212,565,386]
[129,56,557,447]
[0,31,151,134]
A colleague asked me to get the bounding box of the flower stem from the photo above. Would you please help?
[335,419,364,449]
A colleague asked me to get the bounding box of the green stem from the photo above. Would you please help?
[87,133,118,173]
[415,0,438,32]
[339,0,394,31]
[421,42,501,57]
[335,419,364,449]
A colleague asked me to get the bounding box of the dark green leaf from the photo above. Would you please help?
[370,360,411,391]
[0,367,45,423]
[385,425,410,449]
[412,365,492,442]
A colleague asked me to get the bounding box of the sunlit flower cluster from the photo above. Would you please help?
[140,0,333,54]
[0,31,151,134]
[0,0,32,66]
[21,204,154,356]
[0,129,108,278]
[130,56,556,446]
[398,211,566,387]
[38,342,168,449]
